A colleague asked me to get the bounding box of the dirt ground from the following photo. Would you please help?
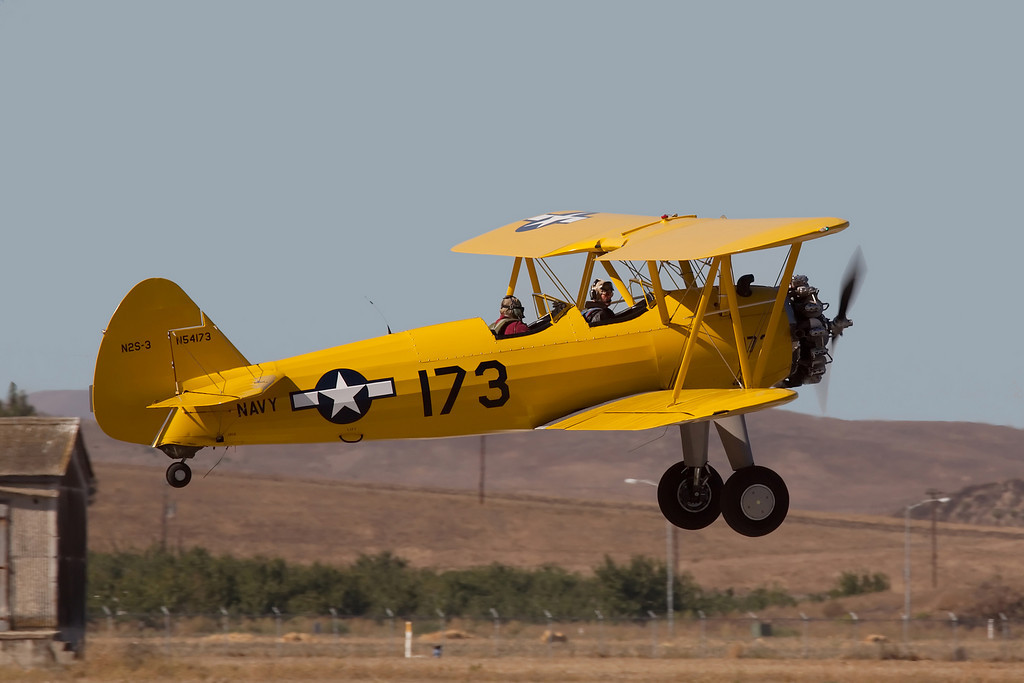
[9,636,1024,683]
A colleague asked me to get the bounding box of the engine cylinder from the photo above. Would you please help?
[784,275,832,387]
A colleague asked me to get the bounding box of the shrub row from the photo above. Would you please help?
[88,547,808,620]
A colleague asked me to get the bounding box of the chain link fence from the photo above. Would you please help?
[89,610,1020,661]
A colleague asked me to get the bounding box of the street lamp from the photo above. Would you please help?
[903,495,951,643]
[624,477,675,637]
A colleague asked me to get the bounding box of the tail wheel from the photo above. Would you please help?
[166,461,192,488]
[657,462,723,530]
[721,466,789,537]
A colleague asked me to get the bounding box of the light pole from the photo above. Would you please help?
[903,495,950,643]
[624,477,675,637]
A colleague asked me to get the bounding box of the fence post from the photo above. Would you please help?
[436,609,446,656]
[647,611,658,658]
[849,611,859,644]
[489,608,500,657]
[385,608,395,656]
[1000,613,1009,659]
[160,606,171,653]
[800,612,809,658]
[272,607,281,653]
[698,610,706,657]
[948,612,958,657]
[404,621,412,658]
[544,610,553,657]
[594,610,605,657]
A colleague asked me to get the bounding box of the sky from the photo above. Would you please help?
[1,1,1023,428]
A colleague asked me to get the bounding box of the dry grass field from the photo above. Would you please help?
[91,461,1024,618]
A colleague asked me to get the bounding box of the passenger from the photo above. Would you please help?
[583,279,616,323]
[490,295,529,336]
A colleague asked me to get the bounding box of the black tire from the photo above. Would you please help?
[657,462,723,530]
[166,461,192,488]
[721,466,789,537]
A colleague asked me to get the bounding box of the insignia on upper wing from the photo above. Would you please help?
[515,212,595,232]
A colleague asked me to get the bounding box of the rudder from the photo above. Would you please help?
[92,279,249,446]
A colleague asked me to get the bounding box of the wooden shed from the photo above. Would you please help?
[0,417,95,664]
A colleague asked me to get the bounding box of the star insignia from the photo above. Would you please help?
[515,212,595,232]
[290,369,396,424]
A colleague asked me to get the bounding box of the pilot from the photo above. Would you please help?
[490,295,529,336]
[583,279,616,323]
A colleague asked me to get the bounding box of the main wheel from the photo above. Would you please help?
[166,461,192,488]
[721,466,789,537]
[657,462,723,530]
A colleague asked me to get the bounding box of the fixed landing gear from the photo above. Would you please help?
[166,461,192,488]
[656,461,789,536]
[656,418,790,536]
[657,462,723,529]
[158,444,201,488]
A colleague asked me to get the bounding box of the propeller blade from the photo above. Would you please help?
[820,247,865,414]
[835,246,865,323]
[816,370,831,414]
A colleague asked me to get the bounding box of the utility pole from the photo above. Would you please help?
[903,495,950,643]
[161,489,176,553]
[926,488,943,588]
[665,519,674,638]
[161,488,168,552]
[479,435,486,505]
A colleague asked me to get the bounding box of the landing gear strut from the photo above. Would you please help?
[166,461,192,488]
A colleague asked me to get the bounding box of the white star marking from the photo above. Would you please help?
[318,371,364,418]
[522,212,592,229]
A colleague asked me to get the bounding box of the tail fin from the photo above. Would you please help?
[92,278,249,446]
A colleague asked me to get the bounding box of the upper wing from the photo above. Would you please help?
[451,212,661,258]
[452,212,848,260]
[541,387,797,431]
[598,216,848,261]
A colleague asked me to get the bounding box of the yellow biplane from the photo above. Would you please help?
[92,211,858,536]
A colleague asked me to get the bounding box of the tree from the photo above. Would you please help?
[594,555,667,617]
[0,383,35,417]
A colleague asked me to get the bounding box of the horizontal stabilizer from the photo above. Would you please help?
[542,388,796,431]
[147,374,281,409]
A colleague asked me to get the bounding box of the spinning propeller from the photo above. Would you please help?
[817,247,866,413]
[830,246,864,347]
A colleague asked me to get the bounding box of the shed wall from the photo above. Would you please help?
[58,478,88,646]
[10,496,56,628]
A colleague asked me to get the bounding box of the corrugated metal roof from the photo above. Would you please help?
[0,417,83,476]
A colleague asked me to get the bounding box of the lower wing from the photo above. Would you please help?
[541,388,796,431]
